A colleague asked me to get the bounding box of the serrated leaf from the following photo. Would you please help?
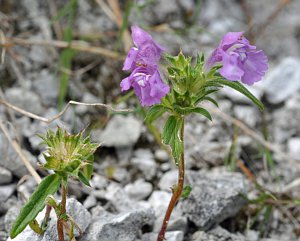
[182,185,192,198]
[162,116,183,165]
[10,174,61,239]
[78,171,91,187]
[208,78,264,110]
[145,105,168,123]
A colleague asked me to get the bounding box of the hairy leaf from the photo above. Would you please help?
[145,104,168,123]
[10,174,61,238]
[78,171,91,187]
[208,78,264,110]
[182,185,192,198]
[162,116,183,165]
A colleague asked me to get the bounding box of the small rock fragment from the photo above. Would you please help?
[0,167,12,185]
[125,179,153,201]
[181,171,248,230]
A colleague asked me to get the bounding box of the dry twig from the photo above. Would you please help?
[0,121,42,184]
[0,99,132,124]
[2,37,124,60]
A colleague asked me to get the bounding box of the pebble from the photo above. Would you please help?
[92,115,142,148]
[0,167,12,185]
[124,179,153,201]
[154,149,170,162]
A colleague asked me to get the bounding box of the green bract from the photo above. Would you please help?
[39,128,100,180]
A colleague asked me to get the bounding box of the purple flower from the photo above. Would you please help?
[123,26,165,71]
[121,26,170,106]
[121,66,170,106]
[206,32,268,85]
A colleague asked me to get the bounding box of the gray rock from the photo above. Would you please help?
[142,231,184,241]
[186,141,231,168]
[17,177,37,200]
[233,106,258,128]
[103,183,149,212]
[66,198,92,235]
[0,167,12,185]
[6,198,91,241]
[287,138,300,161]
[181,171,248,230]
[148,191,187,233]
[272,107,300,143]
[92,115,142,147]
[0,185,15,203]
[155,149,170,162]
[132,149,157,180]
[111,167,131,184]
[0,131,37,177]
[0,197,19,215]
[4,206,20,234]
[83,195,97,209]
[263,58,300,104]
[158,170,177,191]
[80,208,155,241]
[125,179,153,201]
[0,231,7,241]
[116,146,133,163]
[91,174,109,190]
[191,226,245,241]
[32,69,58,106]
[5,87,44,115]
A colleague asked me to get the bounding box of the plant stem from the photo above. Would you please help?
[58,184,67,241]
[157,118,185,241]
[41,205,52,230]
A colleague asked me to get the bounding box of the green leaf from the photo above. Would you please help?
[162,116,183,165]
[145,105,168,123]
[190,107,212,121]
[208,78,264,110]
[10,174,61,238]
[173,105,212,121]
[202,97,219,107]
[78,171,91,187]
[182,185,192,198]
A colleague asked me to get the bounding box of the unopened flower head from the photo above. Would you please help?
[121,26,170,106]
[206,32,268,85]
[40,128,99,173]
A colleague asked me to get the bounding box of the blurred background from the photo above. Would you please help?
[1,0,300,241]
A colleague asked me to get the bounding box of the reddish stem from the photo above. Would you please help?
[157,119,185,241]
[57,184,67,241]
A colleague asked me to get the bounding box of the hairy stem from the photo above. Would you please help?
[58,184,67,241]
[157,118,185,241]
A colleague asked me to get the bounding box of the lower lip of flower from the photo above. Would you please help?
[133,72,151,87]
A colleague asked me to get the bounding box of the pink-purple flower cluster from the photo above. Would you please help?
[121,26,170,106]
[206,32,268,85]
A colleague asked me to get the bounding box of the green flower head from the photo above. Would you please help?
[39,127,100,179]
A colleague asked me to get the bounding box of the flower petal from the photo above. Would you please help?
[120,77,132,91]
[219,51,244,81]
[241,50,268,85]
[123,47,139,71]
